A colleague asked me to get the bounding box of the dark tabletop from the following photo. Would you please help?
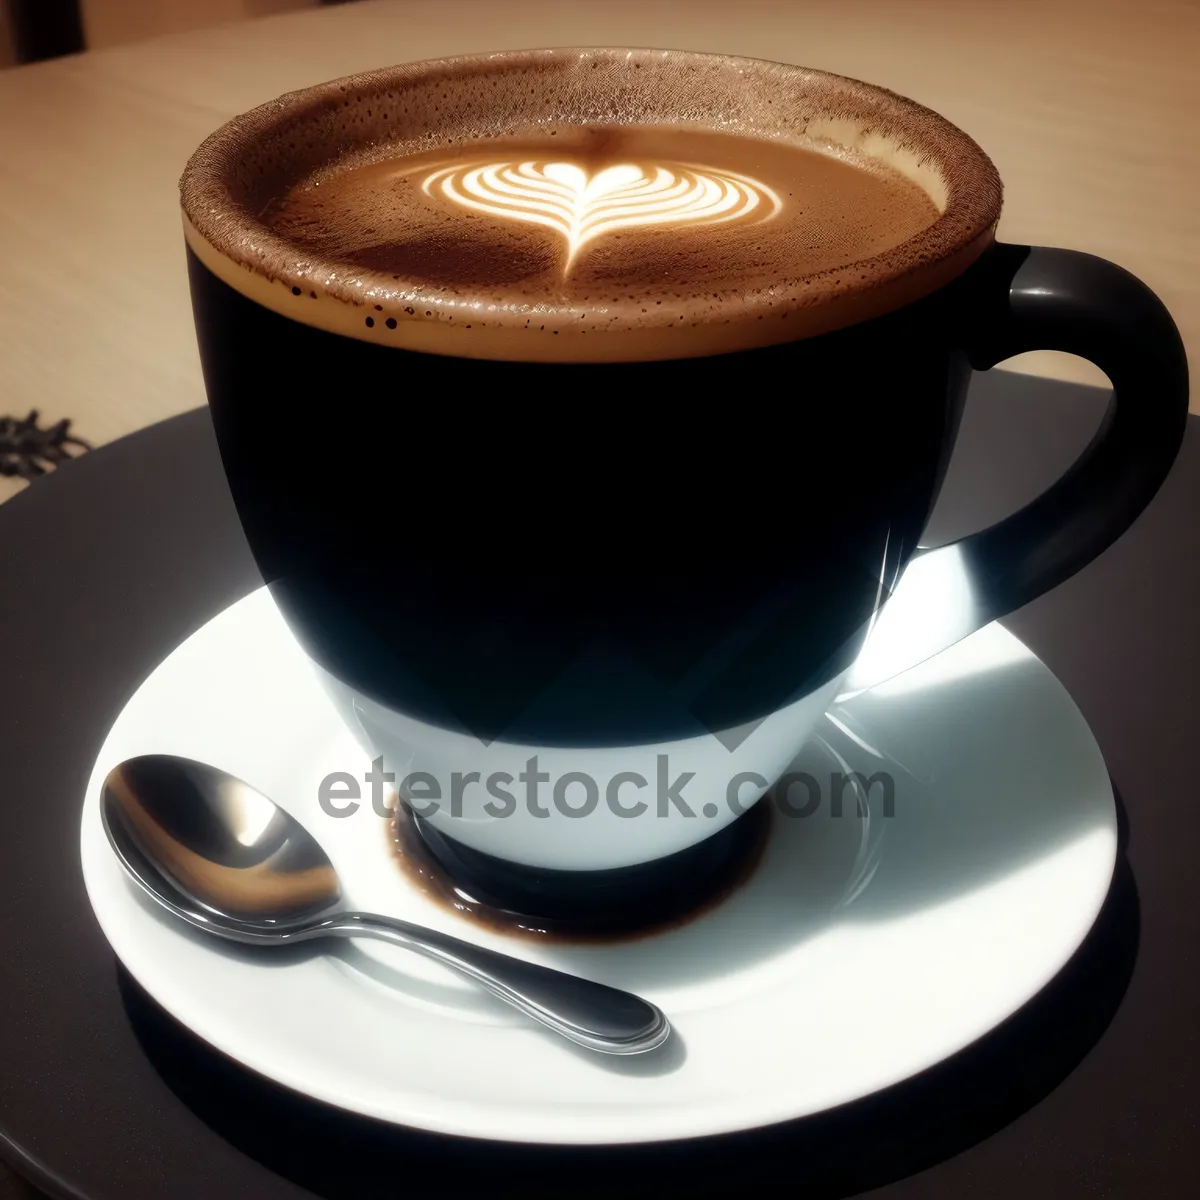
[0,373,1197,1199]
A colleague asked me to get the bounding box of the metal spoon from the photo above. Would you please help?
[100,755,670,1055]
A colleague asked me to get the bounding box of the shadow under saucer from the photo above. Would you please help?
[117,841,1139,1198]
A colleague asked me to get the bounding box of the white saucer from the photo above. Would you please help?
[80,587,1116,1145]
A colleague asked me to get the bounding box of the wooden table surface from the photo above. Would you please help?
[1,0,1197,508]
[0,2,1196,1190]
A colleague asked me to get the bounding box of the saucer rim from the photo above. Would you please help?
[78,586,1117,1145]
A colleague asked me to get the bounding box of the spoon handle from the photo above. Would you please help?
[324,911,670,1055]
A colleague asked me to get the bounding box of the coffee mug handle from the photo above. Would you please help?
[840,243,1189,697]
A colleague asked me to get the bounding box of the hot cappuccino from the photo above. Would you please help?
[262,126,941,354]
[182,49,1000,360]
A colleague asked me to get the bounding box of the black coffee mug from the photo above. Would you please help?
[182,50,1188,925]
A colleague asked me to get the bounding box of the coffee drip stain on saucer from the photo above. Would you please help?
[385,795,771,944]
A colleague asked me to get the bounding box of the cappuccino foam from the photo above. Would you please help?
[182,49,1002,360]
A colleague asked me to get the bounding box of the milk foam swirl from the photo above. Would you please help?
[421,159,782,269]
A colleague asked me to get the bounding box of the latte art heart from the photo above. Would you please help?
[421,159,783,269]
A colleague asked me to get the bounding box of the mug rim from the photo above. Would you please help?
[180,47,1003,361]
